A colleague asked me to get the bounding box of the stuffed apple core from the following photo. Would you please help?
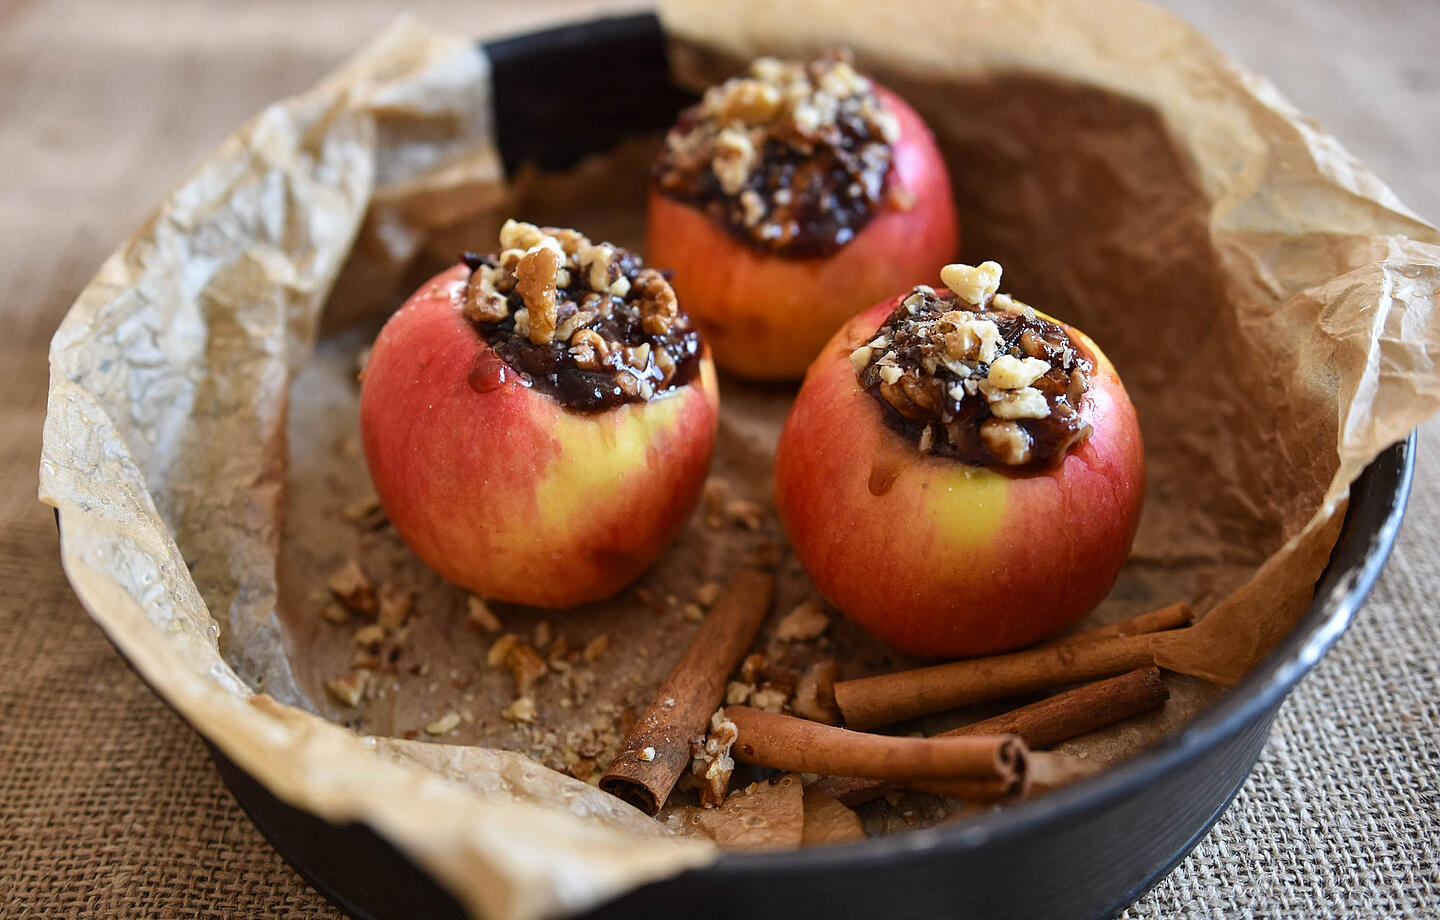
[462,220,703,411]
[850,262,1095,470]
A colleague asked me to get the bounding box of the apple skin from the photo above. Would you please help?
[646,86,960,381]
[774,296,1145,658]
[360,264,720,609]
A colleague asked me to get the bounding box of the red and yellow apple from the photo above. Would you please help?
[774,295,1144,658]
[360,264,719,608]
[647,87,959,381]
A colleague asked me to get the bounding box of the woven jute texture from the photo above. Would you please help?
[2,1,1437,917]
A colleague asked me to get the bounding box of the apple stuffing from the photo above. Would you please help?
[775,261,1145,658]
[359,220,719,609]
[647,54,959,379]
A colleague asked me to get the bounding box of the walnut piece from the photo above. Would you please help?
[633,268,679,335]
[689,709,740,808]
[775,599,830,642]
[515,245,561,344]
[327,560,375,615]
[325,670,370,708]
[979,418,1033,466]
[425,711,462,736]
[791,659,841,724]
[466,596,501,633]
[940,261,1003,305]
[376,585,411,630]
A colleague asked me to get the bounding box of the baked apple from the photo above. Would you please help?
[360,221,719,608]
[647,54,959,379]
[774,262,1144,657]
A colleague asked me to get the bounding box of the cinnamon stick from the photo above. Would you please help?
[725,705,1027,789]
[811,667,1168,805]
[599,570,774,815]
[834,627,1180,730]
[1041,602,1192,647]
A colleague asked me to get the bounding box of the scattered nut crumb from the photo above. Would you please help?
[682,603,705,623]
[376,585,412,631]
[739,653,767,684]
[487,633,520,668]
[503,696,538,723]
[504,642,548,695]
[694,582,721,608]
[689,710,739,808]
[325,670,370,707]
[533,621,553,649]
[320,602,350,625]
[726,499,765,531]
[327,560,375,614]
[725,681,753,705]
[467,596,501,633]
[775,599,830,642]
[353,623,385,649]
[425,711,462,736]
[582,634,610,662]
[791,659,841,724]
[750,688,788,712]
[341,495,386,529]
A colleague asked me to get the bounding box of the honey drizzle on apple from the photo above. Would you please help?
[852,262,1095,471]
[653,53,898,258]
[461,222,702,412]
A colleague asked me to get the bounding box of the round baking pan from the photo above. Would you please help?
[97,13,1419,920]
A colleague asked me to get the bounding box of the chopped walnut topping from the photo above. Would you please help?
[327,560,375,614]
[979,418,1033,466]
[461,222,702,412]
[775,599,830,641]
[633,268,679,336]
[325,670,370,708]
[514,246,561,344]
[682,603,706,623]
[853,261,1095,469]
[654,53,900,257]
[939,260,1003,305]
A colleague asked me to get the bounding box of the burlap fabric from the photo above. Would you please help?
[2,1,1436,917]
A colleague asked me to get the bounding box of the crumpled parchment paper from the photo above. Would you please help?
[38,3,1440,919]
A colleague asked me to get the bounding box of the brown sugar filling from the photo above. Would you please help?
[461,221,703,412]
[851,262,1095,470]
[652,54,900,259]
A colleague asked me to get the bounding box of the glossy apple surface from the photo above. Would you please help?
[774,296,1144,657]
[647,87,959,381]
[360,265,720,608]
